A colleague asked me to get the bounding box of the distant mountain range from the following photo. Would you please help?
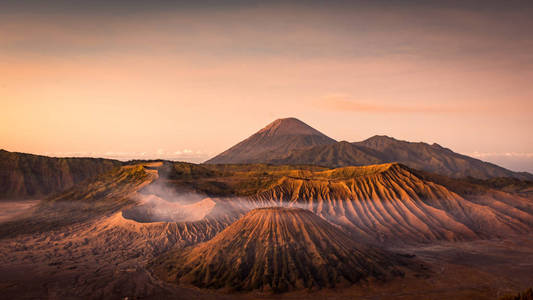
[206,118,533,180]
[1,117,531,200]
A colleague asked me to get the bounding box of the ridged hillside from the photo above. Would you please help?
[250,163,533,244]
[152,207,414,293]
[0,149,122,199]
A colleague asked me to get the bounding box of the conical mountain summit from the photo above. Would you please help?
[205,118,336,164]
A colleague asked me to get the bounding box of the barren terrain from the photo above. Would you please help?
[1,161,532,299]
[0,200,40,223]
[1,211,532,299]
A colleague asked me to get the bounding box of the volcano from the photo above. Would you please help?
[205,118,336,164]
[152,207,414,293]
[204,118,532,180]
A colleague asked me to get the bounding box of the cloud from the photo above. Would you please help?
[317,94,462,114]
[470,152,533,158]
[41,149,210,163]
[469,152,533,173]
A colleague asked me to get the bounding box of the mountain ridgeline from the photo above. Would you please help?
[0,149,122,200]
[206,118,532,180]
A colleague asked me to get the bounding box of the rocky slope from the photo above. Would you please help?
[0,149,122,199]
[152,207,416,293]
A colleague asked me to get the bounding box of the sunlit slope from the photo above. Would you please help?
[250,163,533,243]
[152,207,417,293]
[153,162,533,244]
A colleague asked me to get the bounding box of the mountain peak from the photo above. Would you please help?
[258,117,328,137]
[365,135,397,142]
[205,118,336,164]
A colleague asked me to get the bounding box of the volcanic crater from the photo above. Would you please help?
[122,195,217,223]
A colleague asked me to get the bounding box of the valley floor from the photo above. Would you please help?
[0,200,40,223]
[0,212,532,300]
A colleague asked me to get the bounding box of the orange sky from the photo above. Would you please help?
[1,1,532,171]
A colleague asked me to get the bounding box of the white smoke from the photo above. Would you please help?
[121,177,320,223]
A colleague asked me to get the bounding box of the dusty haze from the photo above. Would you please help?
[1,1,532,171]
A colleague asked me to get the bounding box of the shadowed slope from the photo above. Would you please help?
[152,207,415,293]
[273,140,386,167]
[0,149,122,199]
[205,118,336,164]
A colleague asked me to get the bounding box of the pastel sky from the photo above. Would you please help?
[1,1,532,172]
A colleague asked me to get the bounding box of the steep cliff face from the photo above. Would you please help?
[0,149,122,199]
[250,164,533,244]
[152,207,416,293]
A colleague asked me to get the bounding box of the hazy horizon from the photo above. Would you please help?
[1,1,532,172]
